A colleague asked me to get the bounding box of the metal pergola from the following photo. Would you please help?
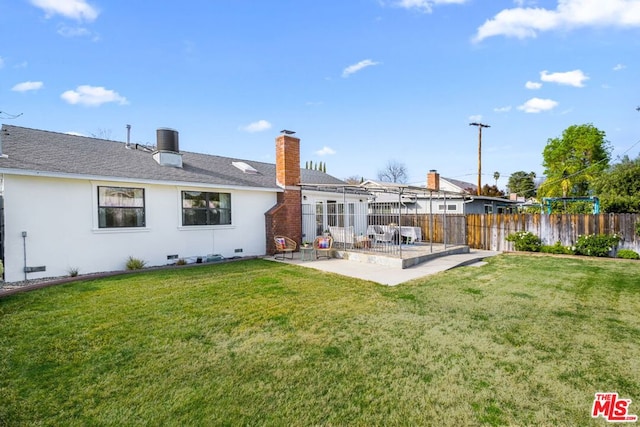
[299,182,468,258]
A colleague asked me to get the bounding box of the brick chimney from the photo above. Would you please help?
[265,132,302,254]
[427,170,440,191]
[275,133,301,188]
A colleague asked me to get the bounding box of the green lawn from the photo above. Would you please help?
[1,254,639,426]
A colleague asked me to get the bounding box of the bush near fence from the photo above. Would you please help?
[393,213,640,253]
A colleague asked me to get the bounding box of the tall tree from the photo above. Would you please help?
[538,124,611,197]
[592,154,640,212]
[493,171,500,187]
[480,184,505,197]
[343,175,363,185]
[377,160,408,183]
[507,171,537,198]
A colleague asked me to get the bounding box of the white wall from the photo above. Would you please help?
[301,190,369,240]
[2,175,277,282]
[415,198,464,214]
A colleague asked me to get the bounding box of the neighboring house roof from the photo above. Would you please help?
[360,178,474,196]
[0,125,345,190]
[464,195,519,204]
[440,177,476,194]
[300,168,347,187]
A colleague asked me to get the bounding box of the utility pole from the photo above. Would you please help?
[469,122,490,196]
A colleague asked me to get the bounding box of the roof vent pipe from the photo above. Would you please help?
[126,124,131,148]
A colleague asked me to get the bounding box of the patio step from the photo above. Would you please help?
[335,245,470,269]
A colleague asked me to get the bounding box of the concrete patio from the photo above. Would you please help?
[266,243,501,286]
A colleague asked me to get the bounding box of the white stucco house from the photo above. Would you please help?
[0,125,366,283]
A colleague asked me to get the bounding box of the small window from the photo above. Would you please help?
[484,205,493,214]
[98,186,145,228]
[448,205,457,211]
[182,191,231,226]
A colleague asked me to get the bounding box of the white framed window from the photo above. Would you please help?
[97,186,145,228]
[181,191,231,226]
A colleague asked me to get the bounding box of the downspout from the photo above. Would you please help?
[22,231,27,281]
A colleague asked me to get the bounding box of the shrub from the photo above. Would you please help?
[617,249,640,260]
[176,258,187,266]
[0,259,3,278]
[67,267,80,277]
[574,234,620,257]
[540,241,573,255]
[126,256,147,270]
[506,231,541,252]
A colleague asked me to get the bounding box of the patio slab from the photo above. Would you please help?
[266,245,501,286]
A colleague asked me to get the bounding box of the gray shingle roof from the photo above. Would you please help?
[0,125,346,190]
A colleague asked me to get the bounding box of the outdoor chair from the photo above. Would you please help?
[274,236,297,259]
[329,226,355,248]
[313,236,333,259]
[370,225,395,245]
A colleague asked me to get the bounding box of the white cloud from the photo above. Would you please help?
[342,59,380,78]
[394,0,468,13]
[12,81,44,92]
[57,25,92,38]
[468,114,483,122]
[60,85,128,106]
[494,106,512,113]
[473,0,640,43]
[525,81,542,89]
[30,0,99,22]
[613,63,626,71]
[240,120,272,133]
[517,97,559,113]
[315,146,336,156]
[0,56,4,68]
[540,69,589,87]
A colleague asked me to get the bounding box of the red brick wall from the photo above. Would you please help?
[265,134,302,255]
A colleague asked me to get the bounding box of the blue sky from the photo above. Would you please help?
[1,0,640,189]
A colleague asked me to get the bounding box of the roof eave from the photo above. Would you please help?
[0,168,281,193]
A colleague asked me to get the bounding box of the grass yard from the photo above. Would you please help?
[1,254,639,426]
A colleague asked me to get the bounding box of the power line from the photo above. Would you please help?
[0,111,23,119]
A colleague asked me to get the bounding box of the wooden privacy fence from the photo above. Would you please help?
[397,213,640,252]
[466,213,640,252]
[401,214,466,246]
